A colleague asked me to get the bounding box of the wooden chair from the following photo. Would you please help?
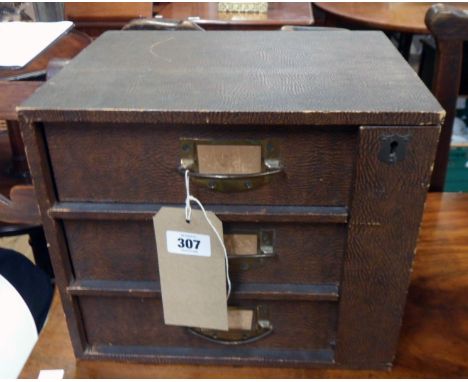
[0,185,50,277]
[0,186,40,226]
[0,31,91,278]
[425,4,468,191]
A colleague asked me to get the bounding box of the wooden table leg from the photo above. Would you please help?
[6,120,30,179]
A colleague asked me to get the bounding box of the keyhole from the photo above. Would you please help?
[388,140,399,163]
[378,135,408,164]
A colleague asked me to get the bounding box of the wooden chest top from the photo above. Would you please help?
[19,31,443,125]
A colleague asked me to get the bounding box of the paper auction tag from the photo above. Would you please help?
[153,207,228,331]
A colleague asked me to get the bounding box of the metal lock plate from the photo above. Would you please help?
[378,134,410,164]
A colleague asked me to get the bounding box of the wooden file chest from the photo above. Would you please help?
[19,31,443,369]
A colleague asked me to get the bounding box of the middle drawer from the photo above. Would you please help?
[63,219,346,285]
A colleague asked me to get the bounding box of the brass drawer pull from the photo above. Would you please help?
[179,138,283,192]
[225,230,276,271]
[188,306,273,345]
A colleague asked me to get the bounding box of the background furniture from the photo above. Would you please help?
[314,2,468,93]
[0,30,91,178]
[0,185,48,276]
[0,30,91,278]
[314,3,468,61]
[424,4,468,191]
[155,2,313,30]
[64,2,153,37]
[65,2,313,35]
[0,82,41,179]
[314,2,444,33]
[20,192,468,377]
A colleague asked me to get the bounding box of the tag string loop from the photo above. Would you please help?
[184,170,231,299]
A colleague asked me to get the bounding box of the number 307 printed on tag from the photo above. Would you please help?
[166,230,211,257]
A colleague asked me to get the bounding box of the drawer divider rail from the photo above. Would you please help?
[50,202,348,224]
[67,280,339,301]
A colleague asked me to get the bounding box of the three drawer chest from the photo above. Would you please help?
[19,31,444,369]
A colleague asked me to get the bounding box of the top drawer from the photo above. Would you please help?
[44,123,356,206]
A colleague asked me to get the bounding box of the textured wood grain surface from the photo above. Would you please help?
[64,2,154,37]
[45,123,356,206]
[336,125,440,369]
[19,119,87,359]
[19,193,468,377]
[17,30,443,369]
[23,122,440,368]
[65,2,153,21]
[18,31,443,126]
[49,202,349,223]
[79,298,335,351]
[66,280,338,301]
[63,220,345,284]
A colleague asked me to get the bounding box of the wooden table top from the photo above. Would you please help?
[0,81,41,121]
[155,2,313,29]
[0,31,90,81]
[0,30,90,121]
[65,2,153,21]
[315,2,468,34]
[20,192,468,378]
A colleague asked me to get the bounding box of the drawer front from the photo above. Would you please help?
[78,296,337,352]
[45,123,356,206]
[64,219,345,285]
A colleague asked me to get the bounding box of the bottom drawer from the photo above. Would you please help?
[78,296,337,365]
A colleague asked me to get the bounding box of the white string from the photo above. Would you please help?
[184,170,231,299]
[184,169,192,222]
